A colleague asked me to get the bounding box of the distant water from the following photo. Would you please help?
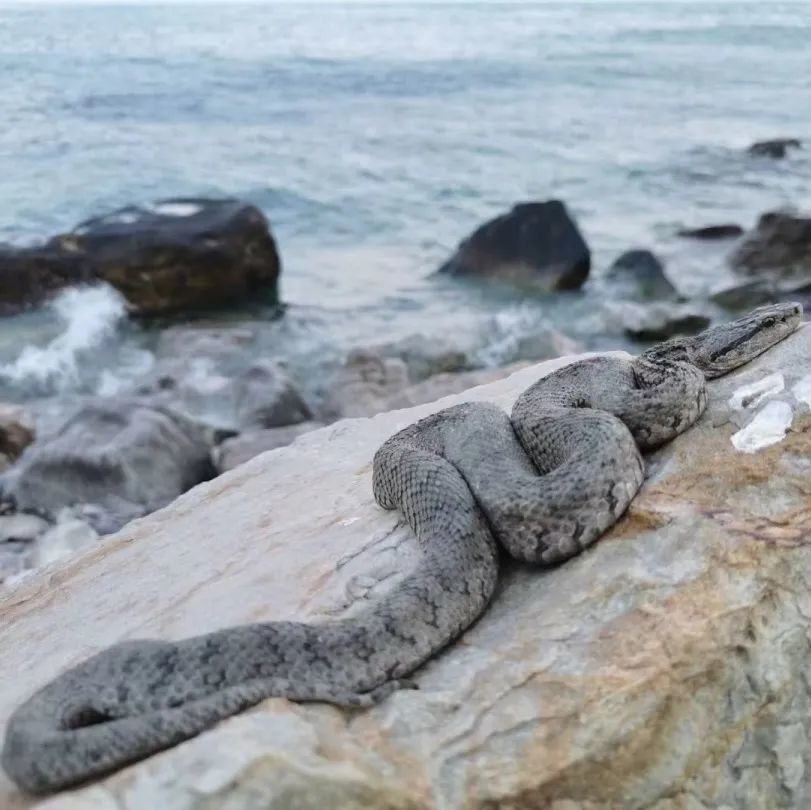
[0,2,809,427]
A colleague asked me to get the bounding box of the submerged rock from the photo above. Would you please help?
[0,199,280,316]
[731,210,811,279]
[2,326,810,808]
[437,200,590,291]
[677,223,744,240]
[0,399,218,534]
[604,248,678,300]
[748,138,802,158]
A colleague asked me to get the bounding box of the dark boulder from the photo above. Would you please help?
[0,198,280,316]
[604,249,678,301]
[730,210,811,278]
[748,138,802,159]
[438,200,590,291]
[677,224,744,240]
[0,399,219,533]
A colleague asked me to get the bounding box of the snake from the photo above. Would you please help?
[2,302,801,794]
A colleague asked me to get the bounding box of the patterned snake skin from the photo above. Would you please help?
[2,302,801,794]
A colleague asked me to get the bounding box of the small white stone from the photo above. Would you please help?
[793,373,811,407]
[731,400,794,453]
[728,373,785,410]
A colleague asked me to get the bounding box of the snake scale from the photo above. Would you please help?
[2,302,802,794]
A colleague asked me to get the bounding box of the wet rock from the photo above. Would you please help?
[677,223,744,240]
[711,277,811,311]
[606,301,712,342]
[0,199,280,316]
[0,399,218,534]
[213,422,324,473]
[748,138,802,158]
[437,200,590,291]
[0,405,35,473]
[604,249,678,300]
[731,210,811,279]
[3,327,811,808]
[234,360,313,430]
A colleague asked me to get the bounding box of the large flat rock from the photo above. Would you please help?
[2,327,811,809]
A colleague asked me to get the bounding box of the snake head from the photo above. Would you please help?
[646,302,803,379]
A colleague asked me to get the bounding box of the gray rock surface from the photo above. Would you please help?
[233,360,313,430]
[1,325,810,809]
[0,399,217,534]
[213,422,323,473]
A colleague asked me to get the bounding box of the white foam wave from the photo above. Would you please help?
[0,284,127,393]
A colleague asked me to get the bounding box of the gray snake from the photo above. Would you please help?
[2,302,802,794]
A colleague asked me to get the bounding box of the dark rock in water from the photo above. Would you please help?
[748,138,802,159]
[437,200,590,291]
[0,198,280,316]
[677,224,744,240]
[605,249,678,300]
[0,399,218,534]
[0,404,35,473]
[710,277,811,311]
[233,360,313,430]
[213,422,323,473]
[606,301,711,342]
[731,210,811,278]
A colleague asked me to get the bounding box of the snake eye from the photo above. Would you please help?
[761,316,777,328]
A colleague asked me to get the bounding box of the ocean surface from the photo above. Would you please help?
[0,1,809,428]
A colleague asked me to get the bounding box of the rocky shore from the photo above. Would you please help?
[1,320,809,808]
[0,149,809,582]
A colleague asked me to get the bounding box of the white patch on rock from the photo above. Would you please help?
[728,372,785,410]
[792,373,811,407]
[731,400,794,453]
[152,201,201,217]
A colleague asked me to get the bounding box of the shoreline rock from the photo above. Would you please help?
[1,326,810,807]
[731,210,811,280]
[0,198,280,316]
[437,200,590,291]
[604,248,678,301]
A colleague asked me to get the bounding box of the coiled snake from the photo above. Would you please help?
[2,302,802,794]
